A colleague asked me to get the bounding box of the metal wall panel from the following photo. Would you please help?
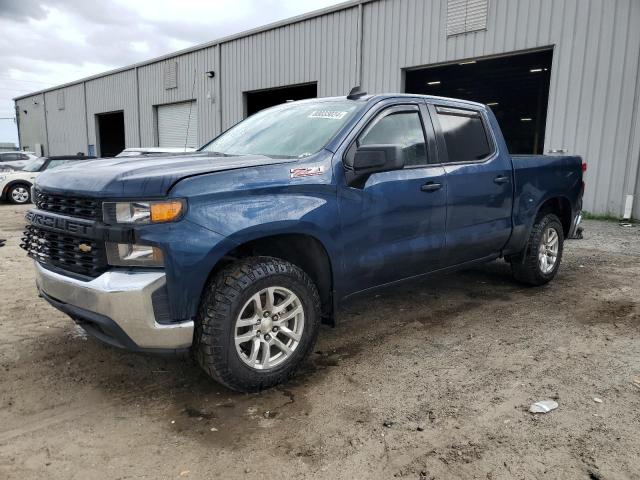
[137,47,218,147]
[15,0,640,216]
[361,0,640,217]
[44,84,87,155]
[15,94,47,155]
[220,7,360,129]
[85,69,139,148]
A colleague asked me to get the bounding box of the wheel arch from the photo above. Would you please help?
[2,180,33,202]
[535,195,572,238]
[206,232,335,324]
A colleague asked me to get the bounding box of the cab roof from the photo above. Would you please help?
[293,93,487,109]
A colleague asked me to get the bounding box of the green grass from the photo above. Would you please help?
[582,211,634,222]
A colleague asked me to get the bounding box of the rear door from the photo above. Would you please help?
[338,102,447,293]
[429,104,513,265]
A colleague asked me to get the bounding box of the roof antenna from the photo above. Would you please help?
[347,86,367,100]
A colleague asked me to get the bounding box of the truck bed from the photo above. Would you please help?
[505,154,583,255]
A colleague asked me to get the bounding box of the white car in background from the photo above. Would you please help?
[0,155,94,204]
[0,151,39,171]
[116,147,196,157]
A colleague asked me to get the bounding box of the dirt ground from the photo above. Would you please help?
[1,203,639,480]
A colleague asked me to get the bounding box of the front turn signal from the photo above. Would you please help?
[150,201,184,223]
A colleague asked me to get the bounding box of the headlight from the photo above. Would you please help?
[106,242,164,267]
[103,199,185,224]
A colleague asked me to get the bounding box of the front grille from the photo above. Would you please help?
[21,225,108,278]
[34,189,101,221]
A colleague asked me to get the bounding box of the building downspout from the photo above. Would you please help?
[623,45,640,220]
[216,44,223,134]
[135,66,142,147]
[14,104,22,150]
[83,81,89,154]
[42,93,50,156]
[356,2,364,88]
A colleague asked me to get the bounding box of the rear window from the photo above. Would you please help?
[0,153,18,162]
[436,107,492,163]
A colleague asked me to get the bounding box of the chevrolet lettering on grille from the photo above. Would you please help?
[25,211,93,237]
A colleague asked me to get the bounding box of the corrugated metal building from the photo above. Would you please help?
[13,0,640,218]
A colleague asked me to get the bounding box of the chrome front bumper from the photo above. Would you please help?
[34,262,194,350]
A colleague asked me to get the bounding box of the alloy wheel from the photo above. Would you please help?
[234,286,304,370]
[11,186,29,204]
[538,226,559,274]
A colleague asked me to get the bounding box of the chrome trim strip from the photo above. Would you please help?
[34,262,193,349]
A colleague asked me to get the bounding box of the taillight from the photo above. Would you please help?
[581,162,587,172]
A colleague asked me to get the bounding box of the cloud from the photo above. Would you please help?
[0,0,344,144]
[0,0,48,22]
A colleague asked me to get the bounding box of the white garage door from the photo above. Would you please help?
[157,101,198,148]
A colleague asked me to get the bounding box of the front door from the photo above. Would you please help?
[338,103,447,295]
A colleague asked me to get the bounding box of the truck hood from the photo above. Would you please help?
[35,152,297,198]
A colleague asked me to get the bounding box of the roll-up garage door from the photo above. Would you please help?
[157,101,198,148]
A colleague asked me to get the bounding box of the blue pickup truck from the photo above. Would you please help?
[22,92,584,391]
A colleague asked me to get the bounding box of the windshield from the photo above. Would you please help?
[201,100,363,158]
[22,157,46,172]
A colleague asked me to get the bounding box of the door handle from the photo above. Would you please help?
[421,181,442,192]
[494,175,510,184]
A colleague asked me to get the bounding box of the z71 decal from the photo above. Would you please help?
[290,166,325,178]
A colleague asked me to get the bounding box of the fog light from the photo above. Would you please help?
[106,242,164,267]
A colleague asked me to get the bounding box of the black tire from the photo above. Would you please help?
[7,183,31,204]
[511,213,564,286]
[194,256,321,392]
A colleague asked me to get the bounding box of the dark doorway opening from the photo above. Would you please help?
[96,111,125,157]
[405,49,553,154]
[245,82,318,117]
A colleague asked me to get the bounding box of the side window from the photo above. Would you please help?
[18,153,29,160]
[436,107,492,163]
[1,153,17,162]
[359,110,428,167]
[45,160,70,170]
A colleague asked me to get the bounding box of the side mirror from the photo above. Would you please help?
[347,144,405,186]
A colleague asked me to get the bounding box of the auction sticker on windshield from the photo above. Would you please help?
[308,110,348,120]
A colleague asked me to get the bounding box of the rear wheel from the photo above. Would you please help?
[194,256,321,392]
[8,184,31,204]
[511,213,564,286]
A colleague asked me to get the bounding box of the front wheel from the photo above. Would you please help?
[194,256,321,392]
[7,184,31,204]
[511,213,564,286]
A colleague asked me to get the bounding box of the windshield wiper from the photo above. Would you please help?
[204,151,234,157]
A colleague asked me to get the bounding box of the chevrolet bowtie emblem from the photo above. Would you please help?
[78,243,92,253]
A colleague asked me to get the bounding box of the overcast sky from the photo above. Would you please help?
[0,0,344,146]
